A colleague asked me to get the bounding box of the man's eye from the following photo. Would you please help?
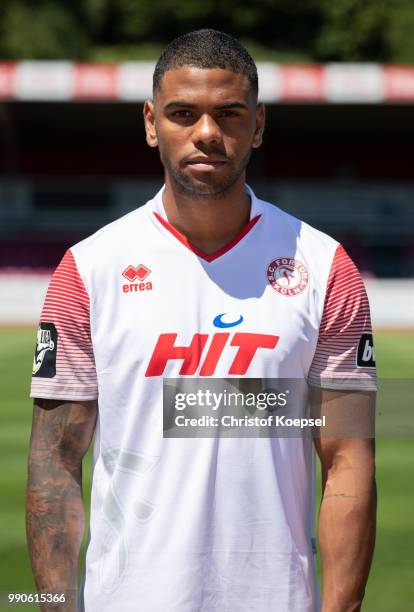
[172,110,193,118]
[218,110,238,118]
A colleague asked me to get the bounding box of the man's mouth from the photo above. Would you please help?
[185,156,228,172]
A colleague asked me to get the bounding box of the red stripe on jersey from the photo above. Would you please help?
[30,249,98,400]
[153,212,261,262]
[308,244,376,389]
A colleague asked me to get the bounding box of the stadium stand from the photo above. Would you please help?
[1,62,413,324]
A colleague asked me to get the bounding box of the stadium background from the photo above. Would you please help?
[0,1,413,610]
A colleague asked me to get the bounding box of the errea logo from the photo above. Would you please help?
[122,264,153,293]
[123,264,150,282]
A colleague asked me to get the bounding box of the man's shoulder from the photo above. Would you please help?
[70,198,154,259]
[257,192,339,253]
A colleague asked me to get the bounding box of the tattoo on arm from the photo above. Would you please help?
[323,493,358,500]
[26,399,97,610]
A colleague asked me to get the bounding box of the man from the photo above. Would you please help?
[27,29,376,612]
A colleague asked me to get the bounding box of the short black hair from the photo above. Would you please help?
[153,29,258,97]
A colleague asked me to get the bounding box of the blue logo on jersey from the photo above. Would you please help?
[213,313,244,328]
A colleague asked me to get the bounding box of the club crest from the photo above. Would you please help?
[267,257,309,296]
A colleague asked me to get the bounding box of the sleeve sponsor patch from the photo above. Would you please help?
[357,333,376,368]
[32,323,57,377]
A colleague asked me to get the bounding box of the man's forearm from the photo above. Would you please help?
[26,451,84,611]
[318,455,376,612]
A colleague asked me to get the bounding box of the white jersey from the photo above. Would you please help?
[31,185,376,612]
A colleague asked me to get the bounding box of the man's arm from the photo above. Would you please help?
[26,398,98,611]
[312,387,376,612]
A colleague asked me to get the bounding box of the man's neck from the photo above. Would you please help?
[161,175,251,255]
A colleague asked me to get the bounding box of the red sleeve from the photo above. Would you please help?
[30,249,98,401]
[308,245,377,390]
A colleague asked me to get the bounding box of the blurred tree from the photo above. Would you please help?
[0,0,413,62]
[316,0,390,61]
[112,0,323,58]
[0,0,89,59]
[385,0,414,62]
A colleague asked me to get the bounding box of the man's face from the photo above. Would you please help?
[144,66,264,196]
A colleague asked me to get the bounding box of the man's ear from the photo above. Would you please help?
[252,102,265,149]
[143,100,158,147]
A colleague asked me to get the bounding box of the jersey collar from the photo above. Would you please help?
[150,184,262,263]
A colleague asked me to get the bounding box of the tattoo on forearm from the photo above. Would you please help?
[323,492,358,499]
[26,400,97,608]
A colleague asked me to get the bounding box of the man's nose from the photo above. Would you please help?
[192,114,222,145]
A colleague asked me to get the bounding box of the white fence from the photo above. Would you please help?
[0,273,412,329]
[2,62,414,103]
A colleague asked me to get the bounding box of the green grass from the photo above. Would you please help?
[0,329,92,611]
[0,329,413,611]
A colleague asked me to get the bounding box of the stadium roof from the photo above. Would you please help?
[1,61,414,103]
